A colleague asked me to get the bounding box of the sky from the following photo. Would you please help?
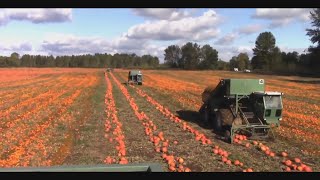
[0,8,314,62]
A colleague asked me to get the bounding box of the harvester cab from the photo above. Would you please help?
[251,91,283,126]
[199,79,283,143]
[127,70,142,85]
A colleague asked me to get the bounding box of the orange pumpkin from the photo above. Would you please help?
[281,152,288,157]
[294,158,301,163]
[234,160,240,166]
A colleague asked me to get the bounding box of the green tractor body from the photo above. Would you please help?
[127,70,142,85]
[199,79,283,142]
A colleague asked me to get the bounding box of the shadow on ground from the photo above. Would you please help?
[176,110,231,143]
[176,110,211,130]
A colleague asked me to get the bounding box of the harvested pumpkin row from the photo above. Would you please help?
[109,72,191,172]
[0,76,77,119]
[103,72,128,165]
[0,88,82,167]
[0,75,63,107]
[232,135,313,172]
[0,75,92,167]
[127,84,254,172]
[0,77,88,148]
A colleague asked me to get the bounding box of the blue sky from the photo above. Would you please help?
[0,8,314,62]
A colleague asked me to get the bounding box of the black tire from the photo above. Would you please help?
[200,108,209,124]
[224,129,231,143]
[199,106,214,127]
[214,109,234,132]
[213,111,223,132]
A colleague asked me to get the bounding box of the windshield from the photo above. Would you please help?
[264,96,282,109]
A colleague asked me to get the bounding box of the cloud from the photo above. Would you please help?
[237,24,264,35]
[215,33,238,45]
[131,8,192,20]
[0,9,72,26]
[41,33,111,55]
[125,9,221,41]
[111,36,149,51]
[40,33,163,59]
[215,45,254,61]
[252,8,311,28]
[0,42,32,52]
[278,46,308,54]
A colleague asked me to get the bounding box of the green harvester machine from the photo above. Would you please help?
[199,79,284,143]
[127,70,143,85]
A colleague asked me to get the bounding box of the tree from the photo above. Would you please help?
[229,56,238,70]
[181,42,201,70]
[9,52,20,66]
[252,32,277,70]
[306,8,320,51]
[270,47,284,72]
[306,8,320,72]
[237,53,250,70]
[164,45,181,68]
[11,52,20,59]
[216,59,229,70]
[199,44,219,69]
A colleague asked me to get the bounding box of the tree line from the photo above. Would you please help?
[0,53,160,68]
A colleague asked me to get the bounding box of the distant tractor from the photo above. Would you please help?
[106,68,113,72]
[199,79,283,143]
[127,70,142,85]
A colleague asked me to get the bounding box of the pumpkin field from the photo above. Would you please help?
[0,68,319,172]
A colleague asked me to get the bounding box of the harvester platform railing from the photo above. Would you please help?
[0,163,164,172]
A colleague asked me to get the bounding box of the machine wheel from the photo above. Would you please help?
[224,129,231,143]
[214,109,234,133]
[202,108,210,124]
[213,111,223,132]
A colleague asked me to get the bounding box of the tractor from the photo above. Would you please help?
[199,79,283,143]
[127,70,142,85]
[106,68,113,72]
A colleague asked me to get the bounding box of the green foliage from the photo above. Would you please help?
[181,42,201,70]
[228,53,250,71]
[251,32,277,70]
[164,42,219,70]
[1,53,159,68]
[306,8,320,73]
[199,44,219,70]
[164,45,181,68]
